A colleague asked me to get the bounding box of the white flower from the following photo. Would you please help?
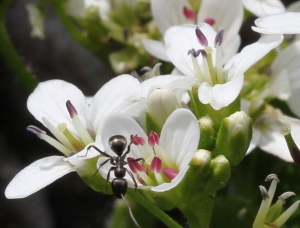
[164,24,283,110]
[143,0,243,63]
[96,109,200,192]
[246,105,300,162]
[5,75,142,198]
[242,0,285,17]
[252,12,300,35]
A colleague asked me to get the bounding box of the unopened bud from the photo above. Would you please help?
[214,111,252,166]
[147,86,179,127]
[198,116,216,150]
[203,155,230,192]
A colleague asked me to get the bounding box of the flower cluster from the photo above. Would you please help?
[5,0,300,227]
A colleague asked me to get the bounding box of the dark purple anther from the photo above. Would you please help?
[26,125,45,138]
[199,50,207,58]
[188,48,201,58]
[214,29,225,47]
[66,100,78,119]
[195,26,208,46]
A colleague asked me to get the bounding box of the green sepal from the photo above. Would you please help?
[214,112,252,166]
[203,155,231,192]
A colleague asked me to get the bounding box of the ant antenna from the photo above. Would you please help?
[121,194,141,228]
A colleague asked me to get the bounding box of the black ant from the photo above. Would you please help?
[86,134,145,227]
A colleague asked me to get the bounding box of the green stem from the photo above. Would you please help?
[0,0,39,91]
[126,189,182,228]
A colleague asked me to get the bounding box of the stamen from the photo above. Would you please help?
[214,30,224,47]
[183,6,196,21]
[259,185,269,200]
[272,200,300,227]
[127,157,147,173]
[200,50,213,85]
[189,54,204,81]
[66,101,94,145]
[131,135,145,146]
[66,100,78,118]
[163,167,179,180]
[265,174,280,183]
[188,49,201,58]
[148,131,160,147]
[42,117,76,151]
[138,171,155,186]
[58,123,85,152]
[278,192,296,204]
[204,17,215,26]
[195,27,208,46]
[27,126,70,156]
[150,156,162,173]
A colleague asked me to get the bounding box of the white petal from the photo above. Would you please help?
[252,12,300,34]
[246,128,261,154]
[88,75,142,136]
[287,89,300,117]
[258,127,294,162]
[141,75,185,97]
[198,74,244,110]
[27,80,88,135]
[151,0,190,34]
[160,109,199,169]
[5,156,75,199]
[198,0,243,37]
[268,69,291,100]
[224,35,283,78]
[100,113,153,159]
[242,0,285,17]
[151,166,189,192]
[165,24,217,77]
[142,39,170,61]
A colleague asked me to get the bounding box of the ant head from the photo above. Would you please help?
[109,135,127,156]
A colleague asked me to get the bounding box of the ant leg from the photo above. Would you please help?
[79,145,113,158]
[125,168,138,192]
[105,166,116,190]
[126,157,145,166]
[92,158,110,177]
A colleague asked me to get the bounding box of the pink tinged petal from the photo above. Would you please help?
[164,24,217,77]
[183,6,196,21]
[142,39,170,62]
[88,74,142,137]
[163,167,179,180]
[160,109,200,170]
[252,12,300,34]
[151,0,190,34]
[151,166,189,192]
[198,74,244,110]
[148,130,160,146]
[224,34,283,79]
[100,113,153,158]
[5,156,75,199]
[27,80,88,136]
[150,156,162,173]
[242,0,285,18]
[131,135,145,146]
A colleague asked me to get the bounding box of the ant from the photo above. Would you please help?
[86,134,145,227]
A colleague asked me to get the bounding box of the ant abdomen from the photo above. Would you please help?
[112,178,127,199]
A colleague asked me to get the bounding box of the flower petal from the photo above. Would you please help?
[142,39,170,61]
[252,12,300,34]
[165,24,217,77]
[160,109,199,169]
[5,156,75,199]
[150,166,189,192]
[224,34,283,78]
[151,0,190,34]
[88,75,142,137]
[198,74,244,110]
[242,0,285,17]
[27,80,88,135]
[100,113,153,159]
